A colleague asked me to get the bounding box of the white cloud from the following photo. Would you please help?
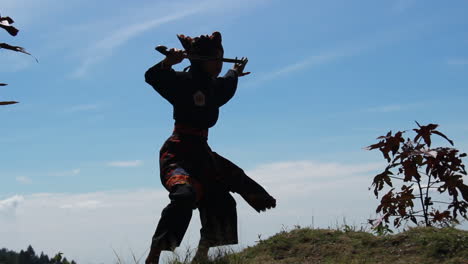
[4,159,461,263]
[0,159,396,264]
[107,160,143,167]
[247,160,383,198]
[16,176,32,184]
[49,169,81,177]
[0,195,24,212]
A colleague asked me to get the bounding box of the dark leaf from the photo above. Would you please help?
[372,169,393,196]
[0,83,7,86]
[0,43,38,62]
[0,101,19,105]
[0,16,19,36]
[432,130,454,146]
[364,141,384,151]
[460,153,467,158]
[402,159,420,181]
[384,175,393,187]
[458,183,468,202]
[413,123,439,147]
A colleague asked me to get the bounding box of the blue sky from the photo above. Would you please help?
[1,0,468,263]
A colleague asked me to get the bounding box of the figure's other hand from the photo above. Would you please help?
[163,48,185,66]
[233,57,250,77]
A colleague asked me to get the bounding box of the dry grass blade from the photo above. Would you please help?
[112,247,124,264]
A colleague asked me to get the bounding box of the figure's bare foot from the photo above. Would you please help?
[145,248,161,264]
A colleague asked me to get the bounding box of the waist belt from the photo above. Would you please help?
[173,124,209,138]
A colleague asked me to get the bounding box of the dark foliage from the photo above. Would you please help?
[0,245,77,264]
[366,122,468,230]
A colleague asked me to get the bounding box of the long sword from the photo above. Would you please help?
[155,45,244,64]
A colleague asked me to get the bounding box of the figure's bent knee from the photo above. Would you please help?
[169,184,197,208]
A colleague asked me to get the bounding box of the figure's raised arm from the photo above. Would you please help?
[145,48,189,103]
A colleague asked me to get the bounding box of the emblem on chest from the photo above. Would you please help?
[193,90,206,106]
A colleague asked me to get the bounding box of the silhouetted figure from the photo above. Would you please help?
[144,32,276,264]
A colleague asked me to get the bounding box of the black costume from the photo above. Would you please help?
[145,47,276,251]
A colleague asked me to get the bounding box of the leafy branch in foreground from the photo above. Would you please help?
[1,13,38,106]
[366,122,468,231]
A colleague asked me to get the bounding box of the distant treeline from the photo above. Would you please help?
[0,245,76,264]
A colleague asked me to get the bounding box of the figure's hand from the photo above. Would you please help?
[163,48,185,66]
[233,57,250,77]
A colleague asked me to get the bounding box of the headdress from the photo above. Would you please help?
[177,31,223,58]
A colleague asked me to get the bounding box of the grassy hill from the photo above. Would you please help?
[170,226,468,264]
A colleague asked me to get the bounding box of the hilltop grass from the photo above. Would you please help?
[168,226,468,264]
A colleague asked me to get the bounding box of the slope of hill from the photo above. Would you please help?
[171,226,468,264]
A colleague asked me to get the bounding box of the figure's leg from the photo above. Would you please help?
[194,190,238,261]
[212,152,276,212]
[146,184,196,263]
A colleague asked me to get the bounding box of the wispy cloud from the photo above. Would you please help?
[70,1,219,79]
[362,102,428,114]
[65,103,101,112]
[392,0,417,13]
[49,169,81,177]
[70,10,201,78]
[246,22,428,88]
[16,176,32,184]
[107,160,143,168]
[60,200,104,210]
[0,52,36,73]
[366,105,404,113]
[245,49,358,88]
[447,58,468,66]
[69,0,267,78]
